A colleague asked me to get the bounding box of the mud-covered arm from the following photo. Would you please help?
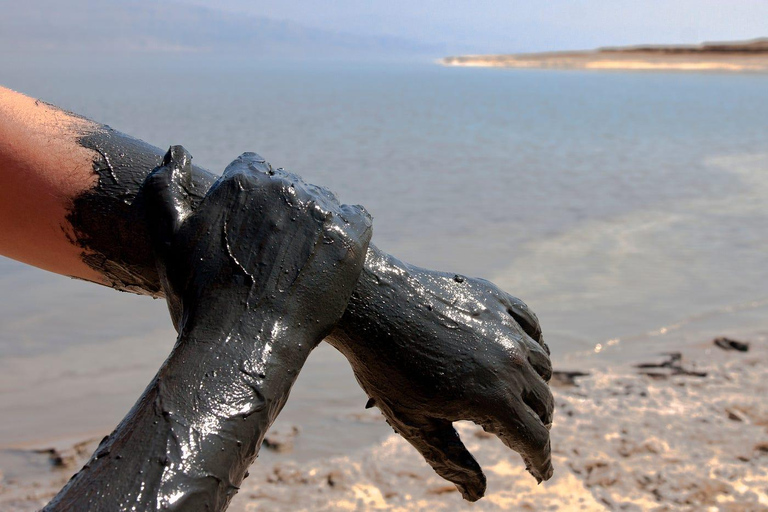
[46,149,372,511]
[329,249,553,500]
[1,86,554,502]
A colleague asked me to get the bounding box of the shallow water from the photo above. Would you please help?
[1,59,767,461]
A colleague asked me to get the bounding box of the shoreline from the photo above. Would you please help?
[440,38,768,73]
[2,330,766,511]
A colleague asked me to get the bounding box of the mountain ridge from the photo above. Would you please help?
[1,0,439,59]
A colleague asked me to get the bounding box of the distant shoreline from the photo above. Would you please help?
[440,38,768,73]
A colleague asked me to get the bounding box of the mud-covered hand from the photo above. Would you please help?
[142,146,372,339]
[45,148,373,511]
[330,247,553,502]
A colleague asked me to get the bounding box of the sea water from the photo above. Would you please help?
[1,59,767,460]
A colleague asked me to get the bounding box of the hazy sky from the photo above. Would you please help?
[178,0,768,53]
[3,0,767,59]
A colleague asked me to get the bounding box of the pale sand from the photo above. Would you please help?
[441,55,768,73]
[2,333,766,511]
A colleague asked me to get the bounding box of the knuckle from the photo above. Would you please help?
[526,345,553,382]
[347,204,373,227]
[223,169,254,191]
[507,342,530,369]
[307,183,340,205]
[310,201,334,223]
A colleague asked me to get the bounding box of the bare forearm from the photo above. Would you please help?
[0,87,103,282]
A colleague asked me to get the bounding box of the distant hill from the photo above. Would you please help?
[0,0,438,59]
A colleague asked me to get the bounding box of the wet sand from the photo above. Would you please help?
[3,331,766,510]
[441,39,768,73]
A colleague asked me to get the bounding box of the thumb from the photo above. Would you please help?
[380,408,486,502]
[140,146,195,328]
[141,145,195,259]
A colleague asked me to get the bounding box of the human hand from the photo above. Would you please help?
[117,147,373,509]
[330,247,553,501]
[142,146,372,340]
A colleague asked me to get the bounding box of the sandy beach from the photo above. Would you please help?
[2,330,765,511]
[441,39,768,73]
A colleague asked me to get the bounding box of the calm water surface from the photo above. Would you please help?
[1,59,767,459]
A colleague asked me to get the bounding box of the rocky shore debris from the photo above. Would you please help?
[634,352,707,379]
[551,370,591,387]
[713,336,750,352]
[33,439,99,470]
[263,426,300,453]
[230,337,768,510]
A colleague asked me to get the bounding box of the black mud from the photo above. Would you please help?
[60,126,555,507]
[67,128,215,295]
[47,147,371,510]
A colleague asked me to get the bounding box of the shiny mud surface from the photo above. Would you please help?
[1,60,767,507]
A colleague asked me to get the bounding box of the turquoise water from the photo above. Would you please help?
[1,60,767,457]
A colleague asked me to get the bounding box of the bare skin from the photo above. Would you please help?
[0,85,554,506]
[0,88,102,282]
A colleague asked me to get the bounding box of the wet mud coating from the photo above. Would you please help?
[330,250,554,500]
[68,129,215,295]
[46,148,372,510]
[59,126,554,507]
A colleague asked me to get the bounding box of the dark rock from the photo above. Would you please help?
[263,426,300,453]
[713,337,750,352]
[551,370,591,387]
[634,352,707,378]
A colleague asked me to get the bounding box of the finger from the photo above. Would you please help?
[327,203,373,256]
[140,146,196,327]
[382,411,486,502]
[210,155,371,298]
[520,367,555,428]
[482,387,554,483]
[505,297,544,347]
[219,153,373,244]
[141,145,195,252]
[204,152,279,206]
[223,151,273,177]
[522,335,553,383]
